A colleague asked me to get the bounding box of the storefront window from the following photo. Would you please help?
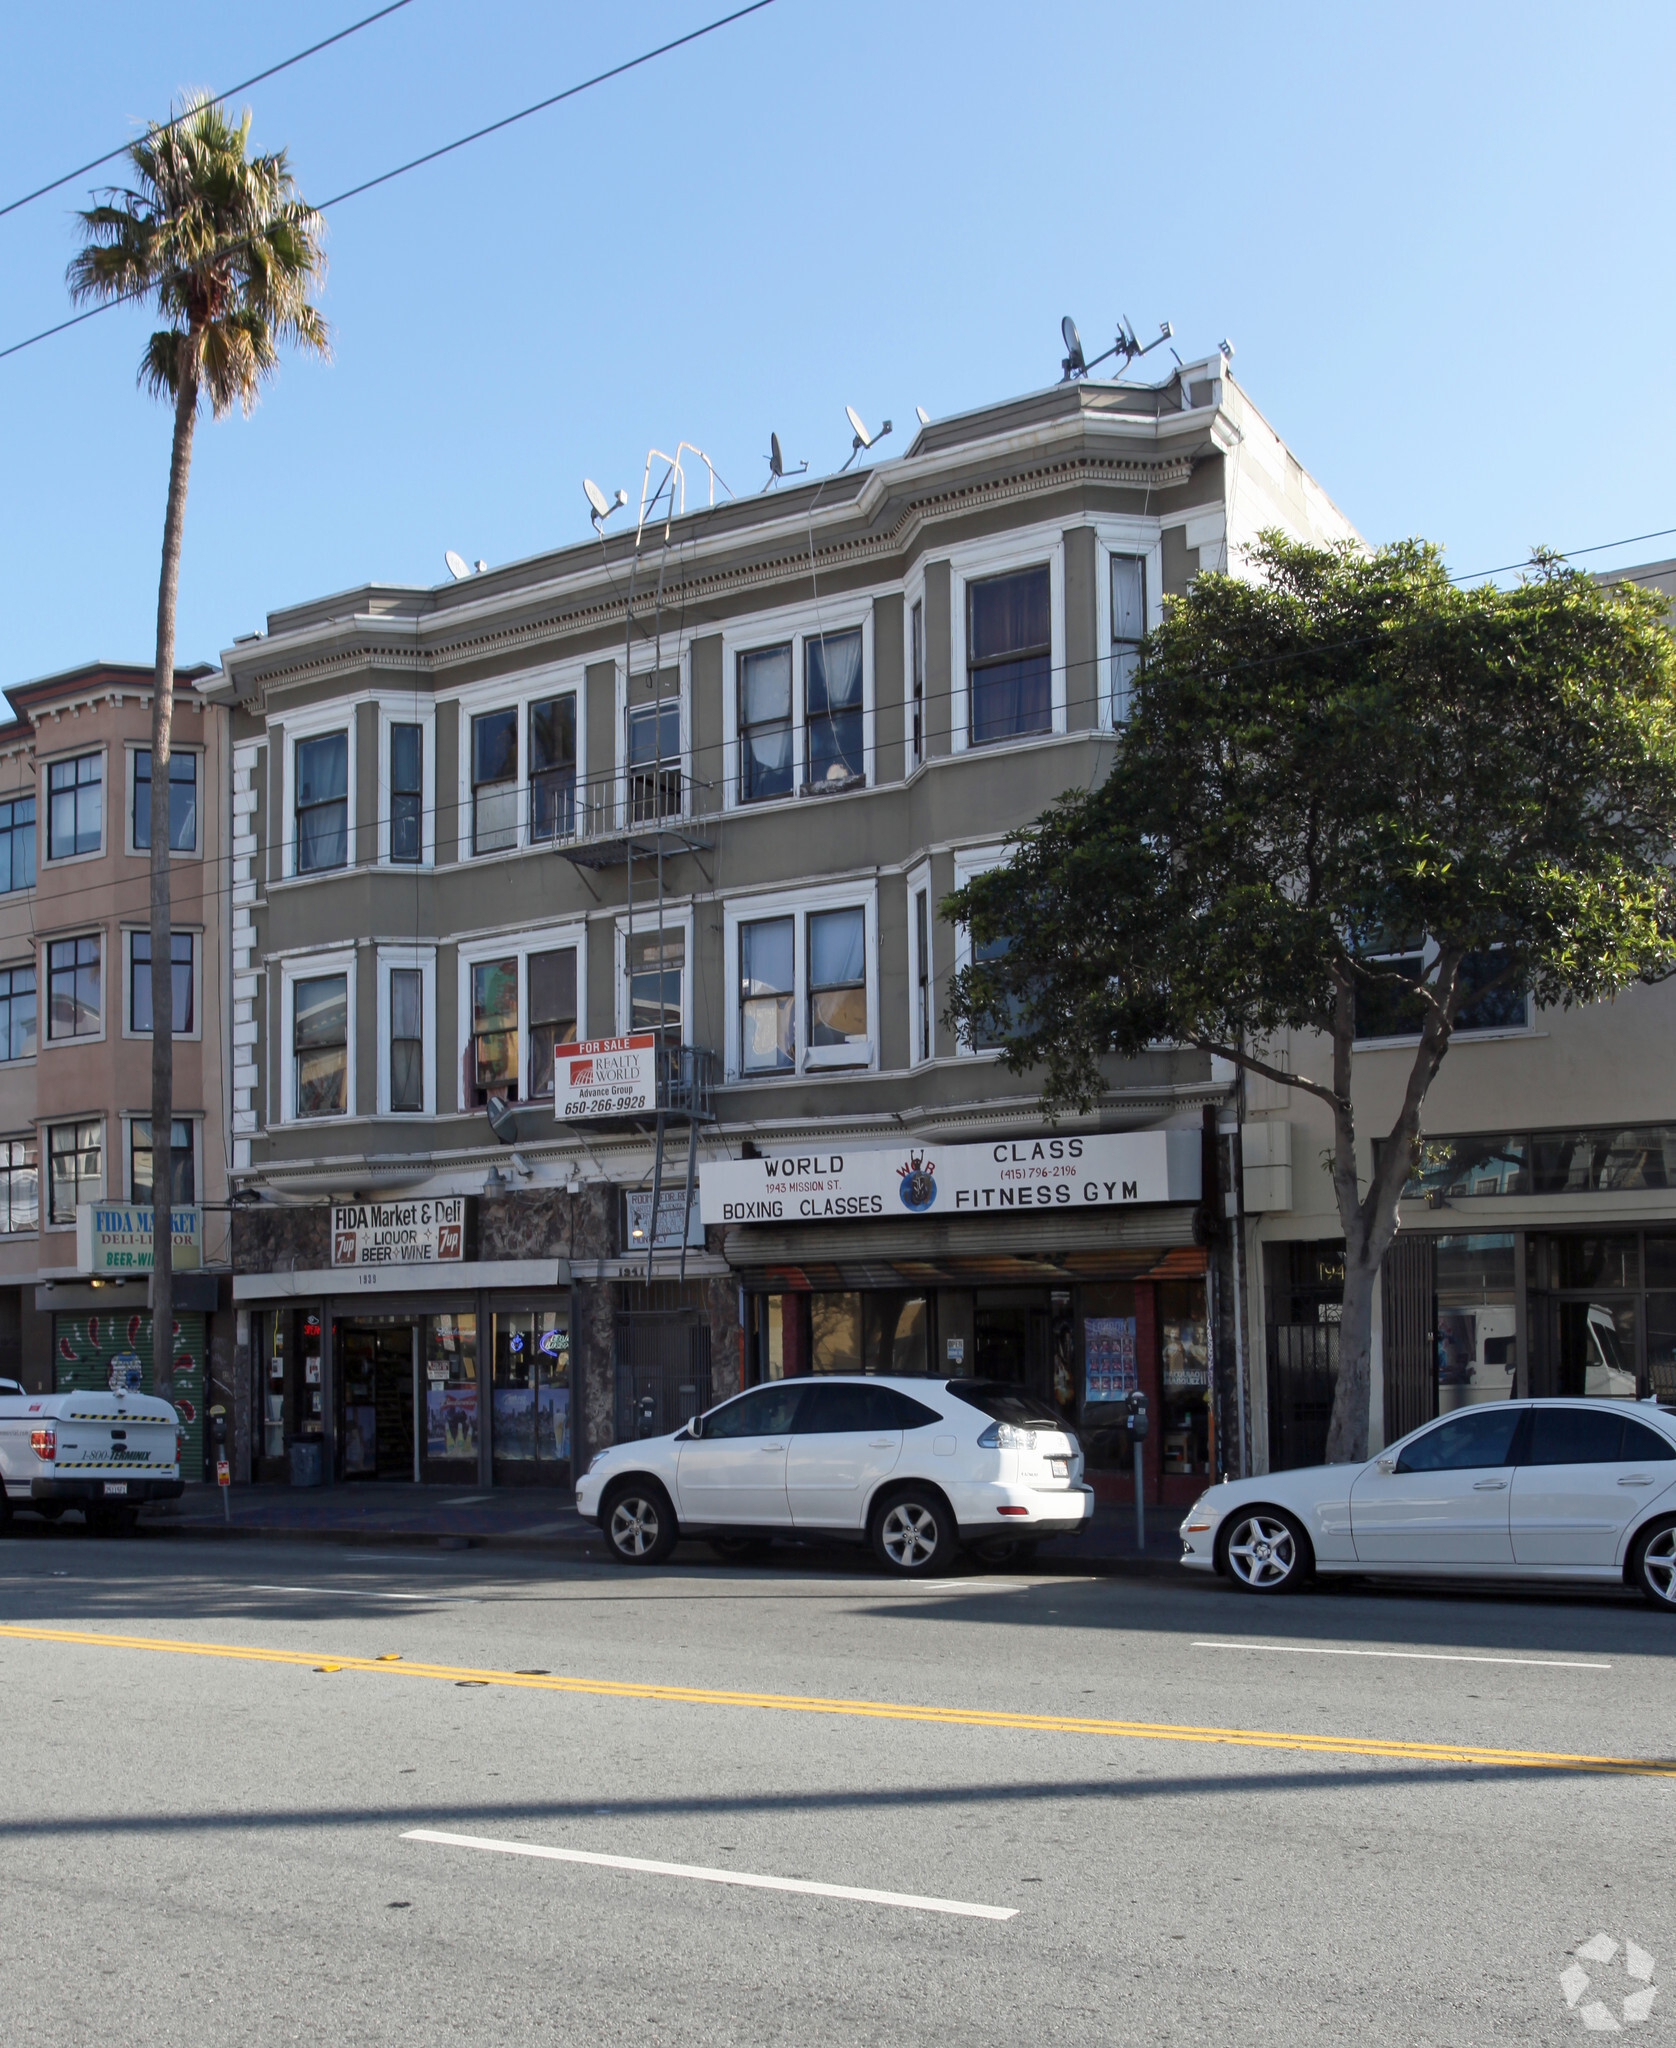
[865,1294,929,1375]
[1434,1234,1516,1411]
[1158,1280,1211,1479]
[261,1311,286,1460]
[811,1292,862,1374]
[425,1313,478,1462]
[492,1309,569,1468]
[300,1311,323,1435]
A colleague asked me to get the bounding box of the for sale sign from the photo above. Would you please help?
[330,1197,467,1268]
[553,1034,658,1120]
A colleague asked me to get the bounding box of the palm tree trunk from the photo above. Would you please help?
[150,350,198,1400]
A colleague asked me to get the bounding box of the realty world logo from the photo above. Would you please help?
[569,1058,594,1085]
[897,1150,937,1211]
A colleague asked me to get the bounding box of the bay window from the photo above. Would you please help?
[389,968,424,1113]
[47,935,100,1040]
[968,566,1051,744]
[471,709,518,854]
[294,973,348,1116]
[459,935,583,1105]
[130,931,194,1035]
[134,748,197,852]
[740,917,794,1073]
[0,965,36,1061]
[805,629,863,791]
[47,753,101,860]
[471,956,518,1101]
[390,723,423,863]
[730,893,874,1078]
[131,1117,193,1207]
[0,1138,36,1233]
[1110,554,1146,724]
[739,644,793,804]
[0,797,34,893]
[529,694,577,842]
[295,732,348,872]
[529,948,578,1097]
[47,1120,99,1224]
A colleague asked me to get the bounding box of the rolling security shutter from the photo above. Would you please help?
[1380,1234,1436,1444]
[724,1205,1201,1270]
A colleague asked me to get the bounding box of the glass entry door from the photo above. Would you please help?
[339,1323,418,1479]
[491,1309,570,1485]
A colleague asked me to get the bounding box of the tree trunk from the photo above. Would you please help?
[1327,1245,1379,1465]
[150,352,198,1402]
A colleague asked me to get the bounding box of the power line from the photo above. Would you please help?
[1451,525,1676,584]
[0,0,780,366]
[0,0,418,223]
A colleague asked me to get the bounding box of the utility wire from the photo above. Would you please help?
[0,0,418,222]
[0,0,780,365]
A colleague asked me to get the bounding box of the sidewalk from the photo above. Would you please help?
[139,1484,1187,1573]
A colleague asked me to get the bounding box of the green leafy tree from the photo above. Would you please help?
[946,535,1676,1463]
[68,98,327,1396]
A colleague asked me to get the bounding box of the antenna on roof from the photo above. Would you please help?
[444,550,472,580]
[840,405,893,471]
[585,478,627,533]
[761,430,808,492]
[915,405,930,426]
[1060,312,1174,381]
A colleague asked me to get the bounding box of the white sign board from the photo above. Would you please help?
[77,1204,202,1274]
[625,1190,704,1251]
[331,1197,466,1268]
[700,1130,1201,1226]
[553,1034,658,1120]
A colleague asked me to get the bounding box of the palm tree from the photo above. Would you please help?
[68,98,328,1400]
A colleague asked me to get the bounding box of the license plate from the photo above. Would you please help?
[102,1482,128,1497]
[1048,1457,1069,1478]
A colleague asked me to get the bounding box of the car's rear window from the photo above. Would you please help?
[945,1381,1070,1430]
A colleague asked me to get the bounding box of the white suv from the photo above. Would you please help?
[575,1376,1094,1575]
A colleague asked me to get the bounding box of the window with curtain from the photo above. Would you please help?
[808,906,867,1052]
[134,749,197,851]
[390,724,422,862]
[130,931,193,1034]
[740,644,793,803]
[295,732,348,872]
[0,1138,36,1233]
[528,948,578,1097]
[740,916,794,1073]
[529,695,576,841]
[1110,555,1146,724]
[389,967,423,1112]
[968,566,1052,744]
[910,600,925,769]
[130,1118,193,1206]
[47,1120,99,1224]
[471,708,518,853]
[294,973,348,1117]
[471,956,518,1101]
[47,935,99,1040]
[805,629,864,791]
[0,966,36,1061]
[0,798,34,893]
[628,700,681,822]
[628,928,684,1036]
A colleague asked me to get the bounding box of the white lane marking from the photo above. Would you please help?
[1194,1640,1609,1671]
[403,1829,1017,1921]
[246,1584,477,1604]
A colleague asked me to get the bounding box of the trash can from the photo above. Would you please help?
[288,1439,323,1488]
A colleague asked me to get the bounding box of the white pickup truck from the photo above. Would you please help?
[0,1379,183,1531]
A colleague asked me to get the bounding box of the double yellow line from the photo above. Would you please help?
[1,1622,1670,1777]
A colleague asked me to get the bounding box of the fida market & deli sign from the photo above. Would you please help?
[331,1197,467,1268]
[699,1130,1201,1225]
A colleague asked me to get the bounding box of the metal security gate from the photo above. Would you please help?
[1264,1324,1339,1471]
[1381,1234,1437,1444]
[613,1313,712,1441]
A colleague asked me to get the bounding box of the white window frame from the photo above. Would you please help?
[947,525,1067,755]
[41,929,106,1048]
[455,923,589,1111]
[43,1115,103,1229]
[448,661,589,862]
[1351,939,1534,1050]
[617,652,690,829]
[904,568,927,775]
[614,907,694,1043]
[951,842,1012,1059]
[120,926,203,1042]
[722,881,879,1082]
[1091,519,1166,730]
[906,859,934,1068]
[121,1111,199,1207]
[376,703,436,868]
[375,943,437,1116]
[721,595,877,811]
[281,704,356,880]
[278,947,357,1124]
[40,746,107,867]
[124,742,203,860]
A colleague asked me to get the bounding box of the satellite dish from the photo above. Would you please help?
[583,478,610,521]
[769,432,784,478]
[845,405,872,450]
[915,405,930,426]
[444,550,471,580]
[1061,316,1086,376]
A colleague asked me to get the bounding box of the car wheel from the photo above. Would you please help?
[1221,1508,1311,1593]
[708,1536,771,1562]
[602,1480,677,1566]
[1631,1518,1676,1611]
[871,1488,955,1577]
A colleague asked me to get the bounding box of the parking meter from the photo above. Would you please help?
[1124,1391,1150,1547]
[637,1393,656,1439]
[210,1404,230,1522]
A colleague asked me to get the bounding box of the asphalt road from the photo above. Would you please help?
[0,1526,1671,2047]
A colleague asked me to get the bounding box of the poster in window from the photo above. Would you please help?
[1084,1316,1137,1401]
[1162,1315,1209,1389]
[426,1382,478,1460]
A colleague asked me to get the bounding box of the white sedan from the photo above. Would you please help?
[575,1375,1094,1574]
[1179,1398,1676,1608]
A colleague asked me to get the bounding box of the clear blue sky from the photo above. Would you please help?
[1,0,1670,686]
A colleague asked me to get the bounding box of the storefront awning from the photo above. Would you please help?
[723,1204,1205,1288]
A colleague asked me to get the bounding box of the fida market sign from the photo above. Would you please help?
[699,1130,1202,1226]
[331,1197,466,1268]
[553,1035,657,1120]
[77,1204,202,1274]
